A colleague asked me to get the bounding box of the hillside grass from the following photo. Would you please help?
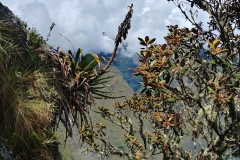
[0,17,60,159]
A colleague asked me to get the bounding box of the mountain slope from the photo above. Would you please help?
[99,51,142,92]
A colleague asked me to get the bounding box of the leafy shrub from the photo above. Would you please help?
[84,1,240,159]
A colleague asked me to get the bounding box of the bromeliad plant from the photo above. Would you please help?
[49,48,108,137]
[49,3,134,139]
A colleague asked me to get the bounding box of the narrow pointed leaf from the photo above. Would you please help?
[90,53,101,69]
[208,86,216,94]
[148,38,156,44]
[75,48,82,65]
[138,37,144,42]
[140,41,147,46]
[145,36,149,43]
[213,39,220,48]
[181,66,186,75]
[150,60,157,67]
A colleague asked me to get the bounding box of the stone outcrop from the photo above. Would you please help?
[0,2,27,49]
[0,143,12,160]
[0,2,16,21]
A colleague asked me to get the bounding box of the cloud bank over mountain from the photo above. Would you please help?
[2,0,208,56]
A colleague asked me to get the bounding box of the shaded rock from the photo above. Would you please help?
[0,2,27,49]
[0,143,12,160]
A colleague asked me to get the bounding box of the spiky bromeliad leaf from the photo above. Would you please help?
[55,48,122,138]
[75,48,83,65]
[90,74,125,99]
[91,90,125,99]
[91,77,114,87]
[78,53,105,73]
[90,53,102,70]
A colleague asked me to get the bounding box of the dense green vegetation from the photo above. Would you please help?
[1,0,240,160]
[0,16,59,159]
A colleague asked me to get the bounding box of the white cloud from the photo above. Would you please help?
[1,0,209,57]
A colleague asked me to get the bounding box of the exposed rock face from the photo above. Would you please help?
[0,2,27,49]
[0,143,12,160]
[0,2,15,21]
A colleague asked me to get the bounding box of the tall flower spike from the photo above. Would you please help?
[90,4,133,81]
[115,4,133,45]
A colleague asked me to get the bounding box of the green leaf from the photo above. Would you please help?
[160,88,166,92]
[220,49,229,53]
[208,41,215,49]
[75,48,82,65]
[163,69,168,74]
[153,47,159,52]
[208,86,216,94]
[90,53,101,69]
[226,84,234,87]
[79,53,104,72]
[213,39,220,48]
[167,98,175,103]
[150,60,157,67]
[169,60,175,67]
[162,56,167,63]
[181,66,186,75]
[210,60,216,65]
[142,51,147,56]
[235,74,240,80]
[160,80,166,84]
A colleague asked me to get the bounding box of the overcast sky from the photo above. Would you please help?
[2,0,208,57]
